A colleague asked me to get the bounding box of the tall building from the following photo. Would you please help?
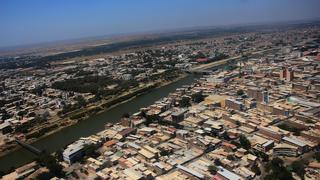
[280,67,294,81]
[286,68,294,81]
[262,91,269,103]
[280,68,286,80]
[247,88,269,103]
[225,99,244,111]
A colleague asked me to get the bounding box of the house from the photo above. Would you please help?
[282,136,309,154]
[63,141,86,164]
[217,166,243,180]
[119,128,136,138]
[273,143,298,157]
[177,164,205,179]
[172,109,187,123]
[0,121,12,134]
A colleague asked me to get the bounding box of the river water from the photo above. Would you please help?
[0,74,200,172]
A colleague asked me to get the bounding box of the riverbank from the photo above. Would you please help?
[0,74,188,158]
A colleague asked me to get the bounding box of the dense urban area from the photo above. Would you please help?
[1,23,320,179]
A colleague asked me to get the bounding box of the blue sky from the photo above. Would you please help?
[0,0,319,48]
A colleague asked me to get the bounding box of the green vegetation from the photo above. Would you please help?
[58,82,157,117]
[55,150,64,162]
[305,119,313,123]
[224,65,237,71]
[17,110,28,117]
[98,83,156,112]
[265,157,293,180]
[191,51,207,59]
[179,96,191,107]
[36,172,51,180]
[0,108,12,120]
[60,101,95,117]
[52,75,137,95]
[221,131,230,140]
[259,152,269,162]
[59,95,89,116]
[30,84,46,96]
[56,70,181,117]
[235,120,241,126]
[214,159,222,166]
[70,113,87,120]
[210,52,229,61]
[239,134,251,150]
[208,165,218,175]
[290,161,305,180]
[227,155,235,161]
[236,89,244,96]
[25,124,59,139]
[191,91,205,103]
[145,114,158,126]
[277,123,301,136]
[159,149,173,156]
[36,154,65,178]
[83,144,101,158]
[251,164,261,176]
[147,69,182,82]
[315,152,320,162]
[231,140,241,148]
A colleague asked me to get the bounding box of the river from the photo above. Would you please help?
[0,74,201,172]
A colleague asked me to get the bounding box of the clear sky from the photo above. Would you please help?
[0,0,319,48]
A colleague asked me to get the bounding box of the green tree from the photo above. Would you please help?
[291,161,305,180]
[259,152,269,162]
[239,135,251,150]
[36,172,51,180]
[208,165,218,175]
[83,144,100,158]
[236,89,244,96]
[36,154,64,178]
[75,95,87,107]
[230,140,241,148]
[160,149,172,156]
[265,157,293,180]
[251,164,261,176]
[221,131,230,140]
[191,92,205,103]
[17,110,27,117]
[55,149,64,162]
[214,159,222,166]
[179,96,191,107]
[315,152,320,162]
[227,155,235,161]
[146,114,158,126]
[277,123,301,135]
[235,120,241,126]
[31,84,46,96]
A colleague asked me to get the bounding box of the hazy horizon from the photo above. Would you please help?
[1,0,320,48]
